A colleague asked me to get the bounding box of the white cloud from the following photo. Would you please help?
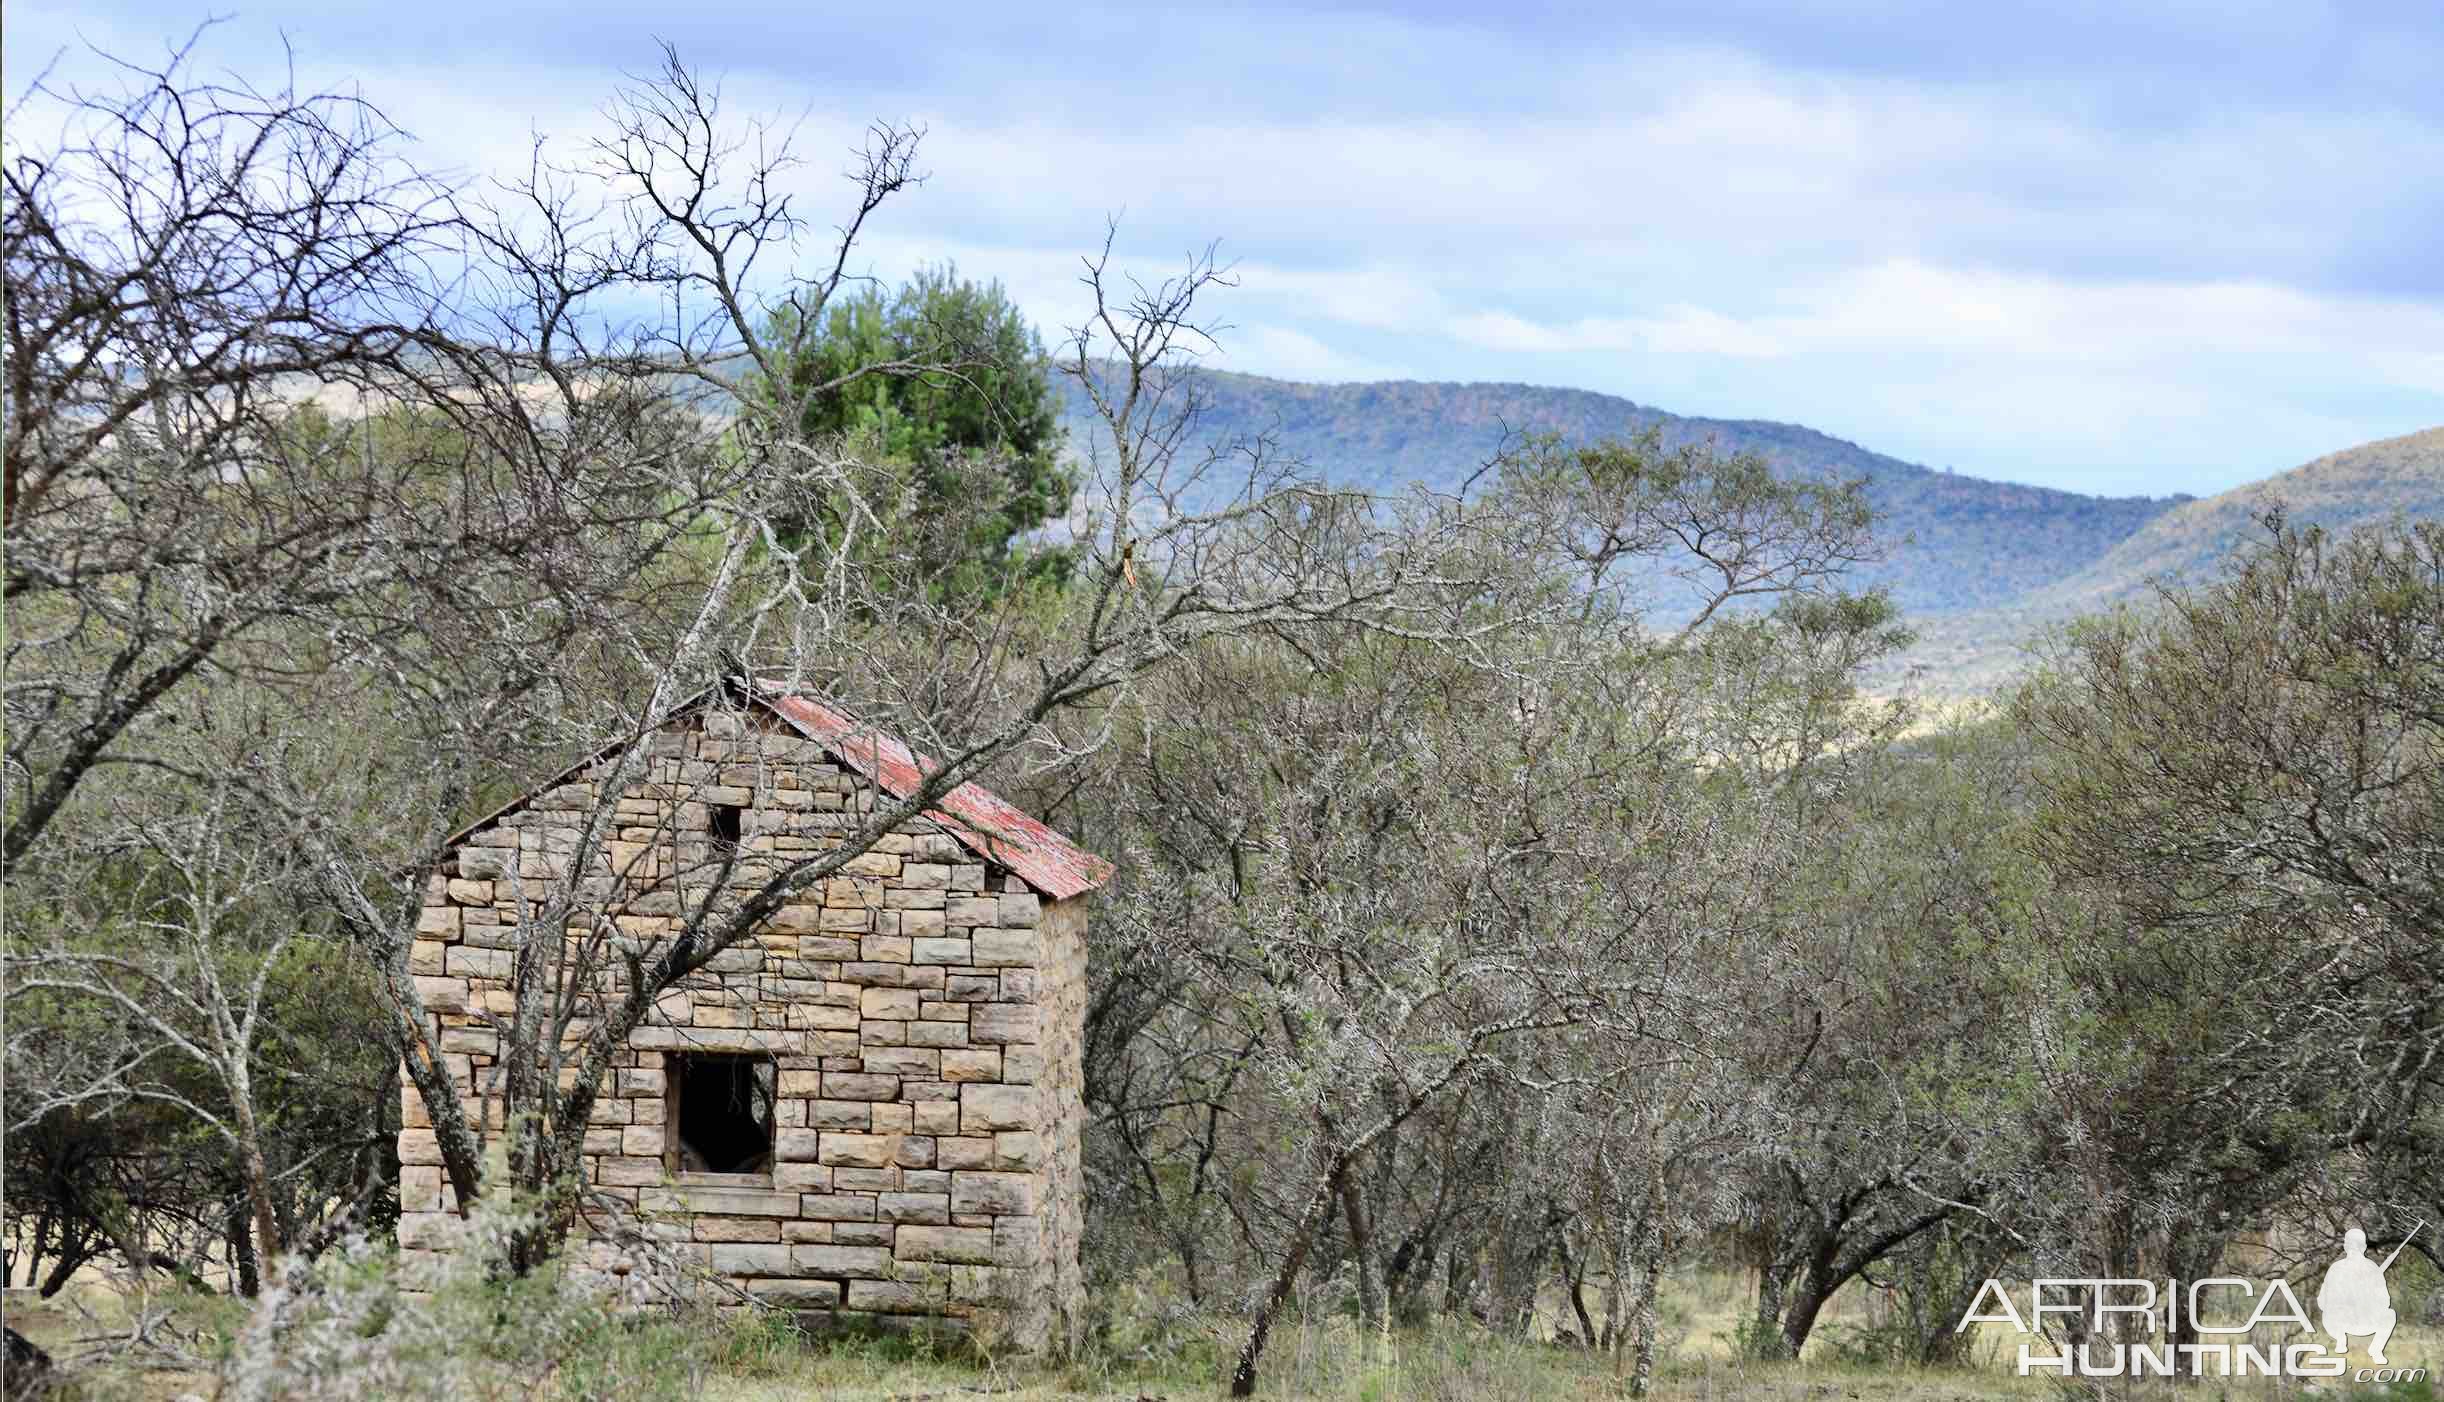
[1451,260,2444,367]
[10,2,2438,495]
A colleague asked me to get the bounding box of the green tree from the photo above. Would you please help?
[773,263,1074,600]
[2010,513,2444,1312]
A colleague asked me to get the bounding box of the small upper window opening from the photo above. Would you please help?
[711,803,744,847]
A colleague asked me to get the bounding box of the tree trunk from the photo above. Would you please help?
[1339,1168,1386,1354]
[1780,1276,1832,1360]
[1752,1256,1791,1359]
[1629,1234,1663,1399]
[229,1091,285,1269]
[1230,1159,1348,1397]
[226,1193,260,1298]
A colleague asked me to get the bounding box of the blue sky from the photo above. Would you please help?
[9,1,2442,497]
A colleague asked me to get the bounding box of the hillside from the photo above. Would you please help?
[1888,426,2444,693]
[1060,369,2183,617]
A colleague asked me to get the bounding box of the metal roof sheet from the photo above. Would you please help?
[757,691,1113,902]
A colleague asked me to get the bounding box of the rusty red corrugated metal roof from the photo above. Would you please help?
[757,690,1113,903]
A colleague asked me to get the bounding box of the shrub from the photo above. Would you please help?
[215,1191,726,1401]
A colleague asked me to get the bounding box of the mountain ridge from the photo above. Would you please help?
[1060,367,2188,617]
[1057,369,2444,695]
[1892,425,2444,692]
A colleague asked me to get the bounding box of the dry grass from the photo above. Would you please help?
[712,1267,2440,1401]
[7,1266,2435,1401]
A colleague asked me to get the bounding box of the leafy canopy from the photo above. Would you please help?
[770,263,1074,601]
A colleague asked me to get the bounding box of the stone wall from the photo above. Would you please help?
[396,705,1086,1344]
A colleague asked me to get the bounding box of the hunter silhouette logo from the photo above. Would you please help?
[1957,1222,2428,1382]
[2320,1224,2417,1364]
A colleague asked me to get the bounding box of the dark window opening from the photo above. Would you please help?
[669,1053,774,1175]
[710,803,744,847]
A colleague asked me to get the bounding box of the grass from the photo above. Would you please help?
[8,1266,2436,1401]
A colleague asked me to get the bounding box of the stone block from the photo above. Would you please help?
[951,1172,1037,1216]
[398,1129,443,1165]
[847,1278,945,1312]
[809,1099,875,1129]
[743,1279,842,1309]
[790,1004,860,1032]
[862,1046,939,1077]
[940,1049,1000,1083]
[937,1137,994,1170]
[993,1215,1042,1267]
[894,1225,997,1265]
[824,1073,899,1101]
[1001,1045,1043,1084]
[859,987,920,1020]
[708,1243,794,1275]
[791,1244,893,1277]
[971,929,1037,966]
[992,1132,1041,1170]
[969,1004,1038,1045]
[859,935,912,964]
[641,1186,801,1217]
[911,938,972,966]
[878,1192,950,1225]
[596,1157,666,1188]
[412,976,469,1013]
[960,1084,1032,1134]
[458,845,515,879]
[844,962,944,990]
[797,1194,879,1222]
[817,1132,901,1168]
[397,1211,455,1250]
[775,1162,833,1192]
[832,1167,900,1192]
[905,1020,969,1049]
[399,1165,443,1210]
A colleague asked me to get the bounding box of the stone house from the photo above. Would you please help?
[395,687,1110,1347]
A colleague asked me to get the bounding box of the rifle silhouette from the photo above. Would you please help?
[2376,1220,2427,1274]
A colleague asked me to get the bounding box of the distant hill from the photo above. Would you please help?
[1059,369,2185,617]
[1889,426,2444,693]
[1057,370,2444,697]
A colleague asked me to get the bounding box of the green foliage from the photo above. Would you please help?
[214,1192,719,1400]
[769,264,1074,601]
